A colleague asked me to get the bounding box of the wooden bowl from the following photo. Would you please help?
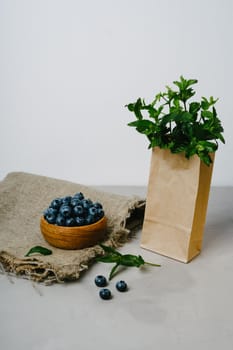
[40,216,107,250]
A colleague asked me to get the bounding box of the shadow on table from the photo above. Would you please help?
[203,187,233,253]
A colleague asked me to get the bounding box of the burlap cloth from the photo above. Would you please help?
[0,172,145,284]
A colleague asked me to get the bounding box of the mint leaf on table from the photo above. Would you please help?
[25,246,52,257]
[96,244,160,280]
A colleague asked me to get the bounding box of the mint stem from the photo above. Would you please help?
[145,262,161,267]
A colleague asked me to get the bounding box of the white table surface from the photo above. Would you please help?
[1,186,233,350]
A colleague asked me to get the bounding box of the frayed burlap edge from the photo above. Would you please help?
[0,199,145,285]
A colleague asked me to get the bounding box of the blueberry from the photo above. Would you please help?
[47,207,58,216]
[85,215,95,225]
[46,213,56,224]
[97,208,104,219]
[81,199,91,210]
[73,205,84,216]
[43,207,57,219]
[116,280,128,292]
[59,205,72,217]
[95,275,107,287]
[66,217,76,227]
[43,208,50,218]
[93,202,103,209]
[70,198,82,207]
[99,288,111,300]
[56,215,66,226]
[50,198,62,210]
[74,192,84,200]
[75,216,85,226]
[61,196,72,205]
[86,198,93,206]
[88,206,97,217]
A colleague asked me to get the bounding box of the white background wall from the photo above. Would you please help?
[1,0,232,186]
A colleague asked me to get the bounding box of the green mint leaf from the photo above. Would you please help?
[174,111,193,123]
[25,246,52,257]
[125,98,144,120]
[109,263,120,280]
[134,98,144,120]
[120,254,145,267]
[201,97,210,110]
[126,103,135,112]
[199,152,212,166]
[128,119,155,131]
[96,254,120,263]
[201,110,213,119]
[189,102,200,115]
[186,78,198,87]
[218,133,225,144]
[153,92,165,104]
[173,79,182,90]
[99,244,122,256]
[173,97,181,109]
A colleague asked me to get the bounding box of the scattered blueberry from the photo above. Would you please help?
[95,275,107,287]
[99,288,111,300]
[116,280,128,292]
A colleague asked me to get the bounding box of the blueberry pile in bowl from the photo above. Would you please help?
[40,192,107,250]
[43,192,104,227]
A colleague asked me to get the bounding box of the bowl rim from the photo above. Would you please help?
[40,215,107,231]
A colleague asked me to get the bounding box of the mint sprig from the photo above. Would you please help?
[96,244,160,280]
[126,76,225,166]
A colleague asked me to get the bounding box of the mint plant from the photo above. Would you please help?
[126,76,225,165]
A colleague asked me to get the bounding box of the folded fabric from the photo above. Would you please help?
[0,172,145,284]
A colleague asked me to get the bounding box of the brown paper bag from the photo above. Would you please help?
[141,147,214,263]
